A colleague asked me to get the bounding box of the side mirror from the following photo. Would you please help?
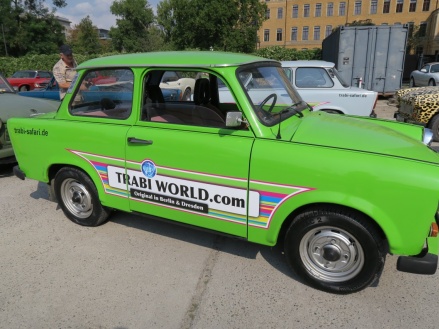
[226,111,243,127]
[421,69,428,73]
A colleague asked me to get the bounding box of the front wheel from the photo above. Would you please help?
[409,77,415,87]
[429,79,436,86]
[54,167,110,226]
[19,85,29,91]
[284,206,384,294]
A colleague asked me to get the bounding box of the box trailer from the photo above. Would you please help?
[322,25,408,95]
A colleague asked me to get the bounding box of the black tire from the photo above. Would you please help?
[322,109,340,114]
[429,79,436,86]
[409,77,415,87]
[19,85,29,91]
[428,114,439,142]
[182,88,191,101]
[54,167,111,226]
[284,206,385,294]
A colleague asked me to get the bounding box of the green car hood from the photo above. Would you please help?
[291,112,439,163]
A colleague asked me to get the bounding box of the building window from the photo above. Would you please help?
[383,0,390,13]
[396,0,404,12]
[277,28,283,41]
[354,1,362,15]
[277,8,283,19]
[292,5,299,18]
[291,27,298,41]
[303,26,309,40]
[325,25,333,37]
[423,0,430,11]
[266,9,270,19]
[371,0,378,14]
[304,4,310,17]
[419,22,427,36]
[264,29,270,42]
[327,2,334,16]
[315,3,322,17]
[409,0,417,11]
[339,2,346,16]
[314,26,320,40]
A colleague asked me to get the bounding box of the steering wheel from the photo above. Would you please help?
[258,93,277,113]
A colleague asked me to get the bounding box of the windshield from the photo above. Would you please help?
[237,65,307,126]
[0,74,15,93]
[330,67,349,88]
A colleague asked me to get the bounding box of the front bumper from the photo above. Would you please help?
[397,237,438,275]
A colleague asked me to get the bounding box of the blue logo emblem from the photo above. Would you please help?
[141,160,157,178]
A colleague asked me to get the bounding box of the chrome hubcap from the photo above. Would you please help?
[299,226,364,282]
[60,178,93,219]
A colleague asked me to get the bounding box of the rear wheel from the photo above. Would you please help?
[284,206,385,294]
[54,167,110,226]
[182,88,191,101]
[409,77,415,87]
[429,79,436,86]
[322,109,341,114]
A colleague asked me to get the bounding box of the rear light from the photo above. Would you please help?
[430,222,438,237]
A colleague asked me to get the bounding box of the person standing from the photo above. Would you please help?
[53,44,78,100]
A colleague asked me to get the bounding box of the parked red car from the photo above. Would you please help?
[7,70,52,91]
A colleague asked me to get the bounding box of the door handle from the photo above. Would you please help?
[127,137,153,145]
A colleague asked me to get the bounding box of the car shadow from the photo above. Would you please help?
[29,180,300,281]
[0,163,15,178]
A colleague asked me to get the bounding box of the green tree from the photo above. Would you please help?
[109,0,158,52]
[69,16,101,54]
[157,0,266,52]
[1,0,67,56]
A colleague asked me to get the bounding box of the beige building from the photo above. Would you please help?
[258,0,439,52]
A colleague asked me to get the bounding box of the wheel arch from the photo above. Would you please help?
[47,163,103,200]
[276,203,387,248]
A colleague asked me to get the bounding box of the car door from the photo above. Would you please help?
[419,64,430,86]
[121,71,256,238]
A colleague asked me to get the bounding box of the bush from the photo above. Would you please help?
[0,53,119,77]
[253,46,322,61]
[0,48,322,77]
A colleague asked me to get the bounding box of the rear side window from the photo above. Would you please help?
[295,67,334,88]
[69,68,134,120]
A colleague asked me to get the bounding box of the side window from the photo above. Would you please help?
[295,67,334,88]
[431,64,439,73]
[142,70,240,129]
[70,68,133,119]
[39,71,52,78]
[282,67,294,83]
[422,65,430,72]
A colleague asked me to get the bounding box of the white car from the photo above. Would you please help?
[409,62,439,87]
[281,60,378,117]
[160,71,195,101]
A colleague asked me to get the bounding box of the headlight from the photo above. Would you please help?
[423,128,433,145]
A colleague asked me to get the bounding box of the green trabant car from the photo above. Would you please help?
[8,52,439,294]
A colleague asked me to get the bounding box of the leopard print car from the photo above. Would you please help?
[395,86,439,141]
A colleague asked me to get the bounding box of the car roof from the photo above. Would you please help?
[281,60,335,68]
[78,51,278,70]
